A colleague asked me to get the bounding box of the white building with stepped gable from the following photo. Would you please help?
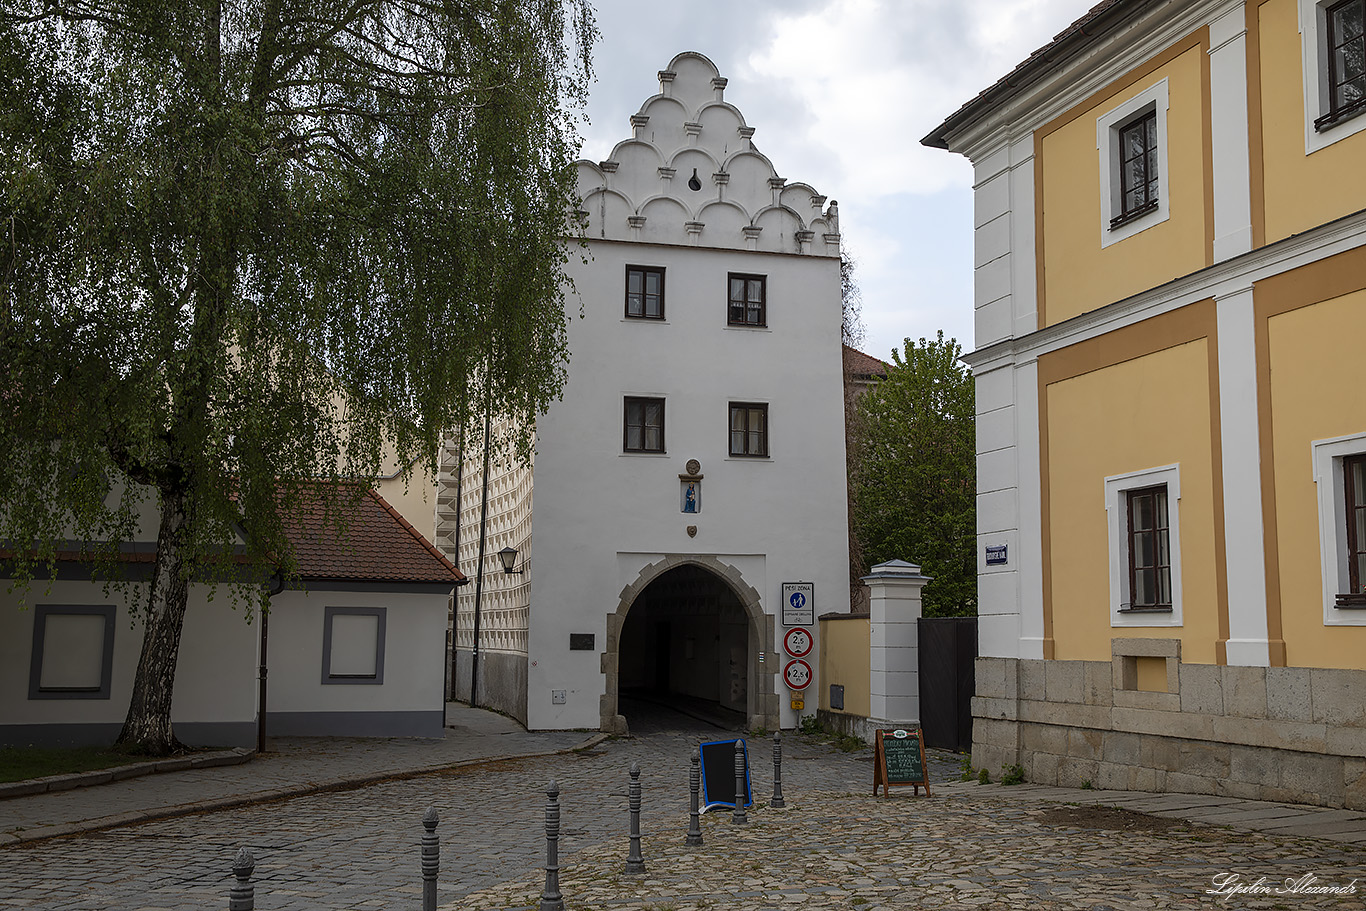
[439,51,850,734]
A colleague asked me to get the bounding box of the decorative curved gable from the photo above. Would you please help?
[575,51,840,257]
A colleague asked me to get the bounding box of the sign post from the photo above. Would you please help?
[781,582,814,626]
[873,728,931,797]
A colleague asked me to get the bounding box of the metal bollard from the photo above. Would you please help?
[732,739,747,824]
[624,762,646,874]
[685,747,704,846]
[771,731,786,808]
[540,781,564,911]
[229,847,255,911]
[421,807,439,911]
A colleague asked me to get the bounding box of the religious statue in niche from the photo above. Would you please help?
[679,459,703,514]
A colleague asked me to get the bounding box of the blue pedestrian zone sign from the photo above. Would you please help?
[698,739,752,813]
[781,581,814,625]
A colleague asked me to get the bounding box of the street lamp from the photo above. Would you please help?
[499,546,523,574]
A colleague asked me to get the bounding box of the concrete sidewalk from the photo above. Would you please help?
[0,703,600,846]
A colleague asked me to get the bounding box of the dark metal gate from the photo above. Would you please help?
[917,617,978,753]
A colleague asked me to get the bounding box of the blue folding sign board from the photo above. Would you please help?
[985,544,1008,566]
[698,739,752,813]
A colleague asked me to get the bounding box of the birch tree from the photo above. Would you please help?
[0,0,596,753]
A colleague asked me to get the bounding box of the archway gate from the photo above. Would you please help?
[601,555,778,734]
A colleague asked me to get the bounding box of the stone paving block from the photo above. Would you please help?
[1055,757,1098,789]
[1019,659,1045,701]
[1044,660,1084,704]
[1102,731,1141,765]
[1093,761,1130,791]
[1020,723,1067,757]
[1160,771,1218,797]
[1178,662,1223,716]
[1346,758,1366,811]
[1081,661,1112,707]
[1275,750,1346,804]
[1311,666,1366,727]
[1229,743,1277,792]
[1028,749,1060,785]
[1265,666,1313,723]
[1176,740,1230,779]
[1065,727,1102,761]
[1222,665,1267,718]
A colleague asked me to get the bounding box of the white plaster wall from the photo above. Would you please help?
[265,588,450,714]
[0,581,258,728]
[527,238,848,730]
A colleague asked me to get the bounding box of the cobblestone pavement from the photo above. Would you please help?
[1,707,1361,910]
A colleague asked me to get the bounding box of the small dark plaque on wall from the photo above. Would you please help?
[569,633,595,651]
[985,544,1008,565]
[830,684,845,710]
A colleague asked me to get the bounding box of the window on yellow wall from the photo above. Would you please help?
[1125,486,1172,610]
[1300,0,1366,151]
[1096,80,1170,248]
[1105,464,1183,629]
[1319,0,1365,131]
[1311,432,1366,626]
[1114,111,1160,229]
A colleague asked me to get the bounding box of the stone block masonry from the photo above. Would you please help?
[972,657,1366,810]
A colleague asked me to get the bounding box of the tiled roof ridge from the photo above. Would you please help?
[843,343,890,375]
[365,488,465,581]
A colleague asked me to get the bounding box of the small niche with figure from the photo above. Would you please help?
[679,459,703,513]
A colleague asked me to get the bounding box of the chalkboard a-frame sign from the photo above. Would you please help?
[699,739,752,813]
[873,728,931,797]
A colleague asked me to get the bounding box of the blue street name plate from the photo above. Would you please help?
[985,544,1008,566]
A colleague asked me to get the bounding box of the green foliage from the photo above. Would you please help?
[798,714,825,736]
[1081,779,1094,790]
[0,745,164,783]
[1001,763,1025,785]
[851,331,976,616]
[958,755,976,781]
[0,0,597,748]
[977,767,990,785]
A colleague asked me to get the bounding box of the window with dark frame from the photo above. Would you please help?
[728,274,766,326]
[1125,485,1172,611]
[625,265,665,319]
[1340,454,1366,606]
[624,397,665,453]
[1318,0,1366,131]
[729,403,768,457]
[1111,109,1159,229]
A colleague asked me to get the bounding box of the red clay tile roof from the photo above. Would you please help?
[284,487,465,585]
[922,0,1155,150]
[3,486,464,586]
[843,344,889,378]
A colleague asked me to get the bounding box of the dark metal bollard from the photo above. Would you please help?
[771,731,786,808]
[625,762,646,873]
[732,739,747,824]
[685,748,704,846]
[540,781,564,911]
[229,847,255,911]
[421,807,439,911]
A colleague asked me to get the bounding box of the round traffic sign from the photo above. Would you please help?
[783,658,812,690]
[783,627,813,659]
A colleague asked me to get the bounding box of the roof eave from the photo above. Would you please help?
[921,0,1158,153]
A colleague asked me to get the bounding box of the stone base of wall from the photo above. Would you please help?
[452,649,528,726]
[974,656,1366,810]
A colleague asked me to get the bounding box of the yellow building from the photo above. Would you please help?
[925,0,1366,808]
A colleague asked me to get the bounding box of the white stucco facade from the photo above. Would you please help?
[444,52,851,733]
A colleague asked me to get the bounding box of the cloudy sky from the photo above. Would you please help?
[576,0,1097,362]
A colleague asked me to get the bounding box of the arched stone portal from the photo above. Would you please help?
[602,555,777,734]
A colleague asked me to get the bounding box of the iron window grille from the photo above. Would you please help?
[1339,453,1366,606]
[1111,109,1159,229]
[1317,0,1366,131]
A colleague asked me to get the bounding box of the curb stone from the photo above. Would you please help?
[1,731,605,846]
[0,747,254,801]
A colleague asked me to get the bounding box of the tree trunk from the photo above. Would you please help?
[116,488,194,755]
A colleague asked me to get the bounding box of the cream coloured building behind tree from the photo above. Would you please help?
[439,52,851,734]
[925,0,1366,807]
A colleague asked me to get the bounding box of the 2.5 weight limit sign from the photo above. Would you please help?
[783,658,812,690]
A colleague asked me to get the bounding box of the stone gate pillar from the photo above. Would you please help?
[863,560,931,727]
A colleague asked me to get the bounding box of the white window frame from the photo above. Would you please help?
[1097,79,1170,248]
[1105,464,1183,628]
[28,604,116,700]
[1312,432,1366,626]
[1299,0,1366,153]
[322,606,388,684]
